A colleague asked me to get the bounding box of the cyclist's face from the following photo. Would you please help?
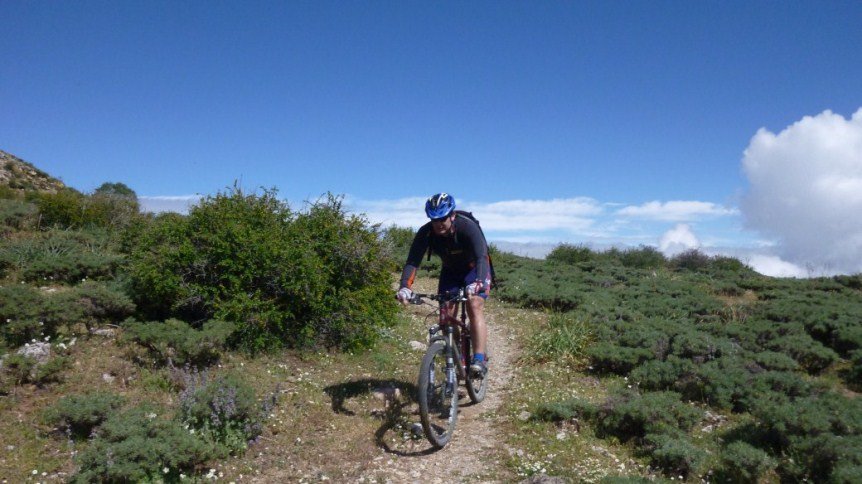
[431,214,454,236]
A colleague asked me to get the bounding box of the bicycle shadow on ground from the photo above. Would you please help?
[323,378,438,456]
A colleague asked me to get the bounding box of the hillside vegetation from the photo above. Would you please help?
[1,152,398,481]
[492,244,862,482]
[1,150,860,482]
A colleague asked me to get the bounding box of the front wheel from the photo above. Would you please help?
[417,340,458,449]
[465,344,488,403]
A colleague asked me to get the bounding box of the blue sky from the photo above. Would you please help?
[2,1,861,275]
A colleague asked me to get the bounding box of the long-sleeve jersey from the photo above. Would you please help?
[399,214,492,289]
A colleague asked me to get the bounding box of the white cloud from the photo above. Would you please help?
[469,198,602,232]
[139,195,202,214]
[617,200,737,221]
[659,223,700,256]
[348,196,604,233]
[741,108,862,275]
[744,254,807,278]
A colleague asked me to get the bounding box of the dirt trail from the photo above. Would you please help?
[357,300,520,483]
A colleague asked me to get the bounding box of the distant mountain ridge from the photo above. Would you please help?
[0,149,66,193]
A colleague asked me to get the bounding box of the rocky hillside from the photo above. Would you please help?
[0,149,65,193]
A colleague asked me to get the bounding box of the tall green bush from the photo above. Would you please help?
[30,185,139,230]
[124,188,395,352]
[547,243,593,265]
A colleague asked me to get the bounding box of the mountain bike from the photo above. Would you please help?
[408,287,488,449]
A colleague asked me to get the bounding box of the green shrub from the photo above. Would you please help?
[70,281,136,331]
[669,249,710,272]
[0,285,80,346]
[619,246,665,269]
[767,333,839,373]
[784,434,862,482]
[644,432,706,477]
[31,186,139,230]
[752,350,800,371]
[588,343,653,374]
[381,225,416,264]
[124,188,395,352]
[690,357,753,411]
[122,319,235,367]
[44,392,126,439]
[0,282,131,347]
[848,349,862,386]
[0,353,69,386]
[179,372,271,456]
[630,357,696,391]
[31,354,70,384]
[708,255,751,274]
[533,398,597,423]
[719,441,776,482]
[597,391,702,440]
[0,198,37,233]
[0,228,122,283]
[72,405,212,483]
[670,330,720,360]
[1,353,36,385]
[527,312,593,363]
[547,243,593,265]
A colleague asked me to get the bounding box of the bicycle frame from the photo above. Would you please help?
[410,287,487,448]
[413,288,474,385]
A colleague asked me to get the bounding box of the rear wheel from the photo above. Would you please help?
[417,340,458,449]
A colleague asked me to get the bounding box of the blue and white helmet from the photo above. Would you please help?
[425,193,456,220]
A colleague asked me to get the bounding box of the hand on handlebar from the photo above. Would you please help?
[396,287,414,305]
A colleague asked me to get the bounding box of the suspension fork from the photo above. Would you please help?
[444,325,457,395]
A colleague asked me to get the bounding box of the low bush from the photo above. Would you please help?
[596,391,702,440]
[546,243,593,265]
[121,319,235,367]
[644,432,706,478]
[848,349,862,386]
[689,357,753,411]
[72,405,212,483]
[179,372,272,456]
[0,228,122,283]
[752,350,800,371]
[588,343,653,375]
[0,353,69,386]
[718,441,776,482]
[533,398,597,423]
[0,285,78,346]
[0,282,132,347]
[0,198,37,233]
[767,333,838,373]
[30,185,139,230]
[43,392,126,440]
[669,249,710,272]
[630,357,696,391]
[619,246,665,269]
[71,281,136,331]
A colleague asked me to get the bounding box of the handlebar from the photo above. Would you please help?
[396,288,467,305]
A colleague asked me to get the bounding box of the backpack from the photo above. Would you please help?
[427,210,496,285]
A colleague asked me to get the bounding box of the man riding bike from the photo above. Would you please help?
[396,193,492,377]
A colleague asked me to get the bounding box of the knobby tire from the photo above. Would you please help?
[418,340,458,449]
